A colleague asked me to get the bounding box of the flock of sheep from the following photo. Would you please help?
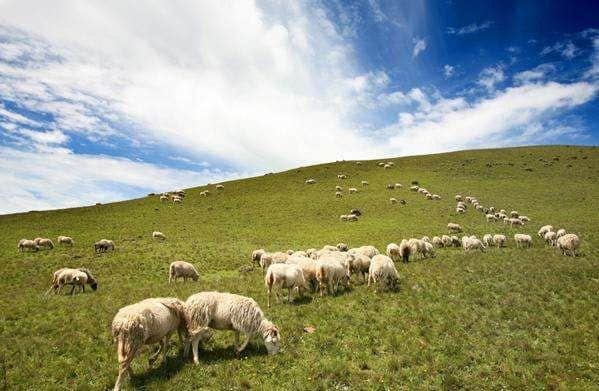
[16,162,583,390]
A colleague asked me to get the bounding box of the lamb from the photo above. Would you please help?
[315,258,350,296]
[185,292,280,362]
[348,254,371,282]
[335,191,343,198]
[508,218,524,227]
[305,179,316,184]
[447,223,463,233]
[544,231,557,246]
[556,228,566,238]
[348,187,358,194]
[57,236,74,246]
[18,239,39,252]
[538,225,554,238]
[94,239,115,253]
[46,267,98,295]
[152,231,166,240]
[251,249,266,264]
[482,234,493,247]
[441,235,452,247]
[265,263,308,307]
[556,234,580,256]
[37,238,54,250]
[432,236,443,248]
[111,297,192,391]
[368,255,399,292]
[169,261,199,283]
[386,243,401,262]
[361,181,369,186]
[492,234,507,247]
[390,197,398,204]
[514,233,533,248]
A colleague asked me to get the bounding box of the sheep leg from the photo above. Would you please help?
[287,287,292,304]
[114,358,133,391]
[267,286,272,308]
[236,334,250,356]
[69,285,76,295]
[148,343,162,365]
[191,335,202,365]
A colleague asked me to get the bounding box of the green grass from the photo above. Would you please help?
[1,145,598,390]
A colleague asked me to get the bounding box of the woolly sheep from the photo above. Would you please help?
[410,185,419,192]
[348,254,371,282]
[514,234,533,248]
[390,197,398,204]
[408,238,425,259]
[215,184,224,190]
[46,267,98,295]
[57,235,74,246]
[378,162,385,167]
[447,223,462,233]
[368,255,399,292]
[185,292,280,361]
[305,179,316,184]
[426,193,433,200]
[348,187,358,194]
[335,185,342,191]
[152,231,166,240]
[169,261,199,283]
[482,234,493,247]
[441,235,452,247]
[544,231,557,246]
[508,218,524,227]
[111,298,192,391]
[492,234,507,247]
[200,190,210,196]
[18,239,39,252]
[462,236,485,252]
[383,164,392,169]
[361,180,369,186]
[265,263,308,307]
[423,241,436,258]
[173,196,182,203]
[94,239,115,253]
[455,195,462,201]
[286,249,294,255]
[457,207,466,214]
[538,225,554,238]
[520,216,530,222]
[349,245,380,259]
[350,208,362,216]
[556,228,566,238]
[556,233,580,256]
[421,236,431,243]
[335,191,343,198]
[386,243,400,262]
[37,238,54,250]
[340,214,358,221]
[251,249,266,264]
[337,243,348,252]
[315,259,350,296]
[321,245,339,252]
[386,184,395,190]
[260,252,288,272]
[432,194,441,200]
[432,236,443,248]
[451,236,461,247]
[160,195,168,202]
[465,196,473,203]
[510,211,519,218]
[486,214,496,222]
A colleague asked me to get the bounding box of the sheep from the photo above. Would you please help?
[111,297,192,391]
[340,214,358,222]
[356,161,362,165]
[348,254,371,282]
[348,245,380,259]
[390,198,398,204]
[441,235,452,247]
[489,206,496,213]
[305,179,316,184]
[514,234,533,248]
[482,234,493,247]
[383,164,392,169]
[486,214,496,222]
[265,263,308,307]
[447,223,463,233]
[337,174,347,179]
[37,238,54,250]
[421,236,431,243]
[160,195,168,202]
[544,231,557,246]
[94,239,115,253]
[305,248,317,257]
[169,261,199,283]
[493,234,507,247]
[18,239,39,252]
[475,204,484,212]
[538,225,554,238]
[386,161,394,166]
[259,252,288,272]
[335,191,343,198]
[152,231,166,241]
[457,207,466,214]
[361,181,369,186]
[286,249,294,255]
[337,243,348,252]
[451,236,461,247]
[432,194,441,200]
[457,201,467,209]
[378,162,385,167]
[200,190,210,196]
[335,185,342,191]
[173,196,182,203]
[348,187,358,194]
[556,228,566,238]
[499,209,507,215]
[386,243,401,262]
[215,184,224,190]
[432,236,443,248]
[410,185,419,192]
[395,183,403,189]
[321,245,339,252]
[46,267,98,295]
[350,208,362,216]
[423,241,436,258]
[556,234,580,256]
[462,236,485,252]
[315,259,350,296]
[508,218,524,227]
[57,236,74,246]
[520,216,530,222]
[386,184,395,190]
[465,196,473,203]
[510,211,519,218]
[251,249,266,264]
[185,292,280,362]
[426,193,433,200]
[368,255,399,292]
[455,195,462,201]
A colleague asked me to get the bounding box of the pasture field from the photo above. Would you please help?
[0,145,598,390]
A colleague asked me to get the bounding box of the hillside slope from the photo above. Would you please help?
[1,145,598,390]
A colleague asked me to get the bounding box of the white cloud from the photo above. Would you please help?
[17,128,69,145]
[446,21,493,35]
[540,40,579,59]
[443,64,455,78]
[412,38,426,58]
[477,66,505,90]
[513,63,556,84]
[585,37,599,78]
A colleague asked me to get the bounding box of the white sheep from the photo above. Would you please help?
[386,243,401,262]
[335,191,343,198]
[265,263,308,307]
[160,195,168,202]
[348,187,358,194]
[537,225,554,238]
[46,268,98,295]
[169,261,199,283]
[482,234,493,247]
[18,239,39,252]
[451,236,461,247]
[337,243,348,252]
[94,239,115,253]
[447,223,463,233]
[556,228,566,238]
[510,211,519,218]
[200,190,210,196]
[57,236,74,246]
[152,231,166,241]
[259,252,288,272]
[408,238,425,259]
[423,241,436,258]
[514,234,533,248]
[432,194,441,200]
[520,216,530,222]
[556,234,580,256]
[335,185,342,191]
[390,197,398,204]
[507,218,523,227]
[432,236,443,248]
[361,180,369,186]
[383,164,392,169]
[441,235,452,247]
[37,238,54,250]
[251,249,266,264]
[544,231,557,246]
[305,179,316,184]
[315,258,350,296]
[111,298,192,391]
[216,184,224,190]
[462,236,485,252]
[368,255,399,292]
[348,254,371,282]
[173,197,182,203]
[410,185,419,192]
[340,214,358,221]
[455,195,462,201]
[493,234,507,247]
[348,245,380,259]
[185,292,280,362]
[486,214,496,222]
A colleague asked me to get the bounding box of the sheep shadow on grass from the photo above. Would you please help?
[193,343,269,364]
[128,351,187,389]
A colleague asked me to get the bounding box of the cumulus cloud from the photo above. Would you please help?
[446,21,493,35]
[513,64,556,84]
[477,66,505,90]
[412,38,426,58]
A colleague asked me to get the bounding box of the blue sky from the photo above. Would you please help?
[0,1,598,214]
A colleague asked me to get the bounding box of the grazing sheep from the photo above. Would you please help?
[556,228,566,238]
[152,231,166,241]
[544,231,557,246]
[335,191,343,198]
[251,249,266,264]
[215,184,224,190]
[519,216,530,222]
[451,236,461,247]
[348,245,380,259]
[321,245,339,252]
[538,225,554,238]
[169,261,199,283]
[305,179,316,184]
[315,259,350,296]
[390,197,398,204]
[462,236,485,252]
[455,195,462,201]
[348,254,371,282]
[386,243,401,262]
[432,236,443,248]
[423,241,436,258]
[173,197,182,203]
[37,238,54,250]
[441,235,452,247]
[492,234,507,247]
[510,211,519,218]
[94,239,115,253]
[486,214,496,222]
[378,162,385,167]
[383,164,392,169]
[386,184,395,190]
[356,161,362,165]
[160,195,168,202]
[305,248,317,257]
[185,292,280,362]
[350,208,362,216]
[111,297,191,391]
[361,181,369,186]
[259,252,288,272]
[368,255,399,292]
[398,239,411,263]
[426,193,433,200]
[421,236,431,243]
[395,183,403,188]
[335,185,342,191]
[447,223,463,233]
[556,234,580,256]
[340,214,358,222]
[489,207,496,213]
[18,239,39,252]
[508,218,524,227]
[410,185,419,192]
[265,263,308,307]
[57,236,74,246]
[348,187,358,194]
[465,196,473,203]
[200,190,210,196]
[432,194,441,200]
[285,256,318,289]
[337,174,347,179]
[457,201,467,209]
[46,267,98,295]
[457,207,466,214]
[482,234,493,247]
[499,209,507,215]
[514,234,533,248]
[337,243,348,252]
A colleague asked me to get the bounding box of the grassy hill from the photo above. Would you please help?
[1,145,598,390]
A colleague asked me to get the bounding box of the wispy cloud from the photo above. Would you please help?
[477,66,505,90]
[540,40,580,59]
[443,64,455,78]
[412,38,426,58]
[446,21,493,35]
[513,63,556,84]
